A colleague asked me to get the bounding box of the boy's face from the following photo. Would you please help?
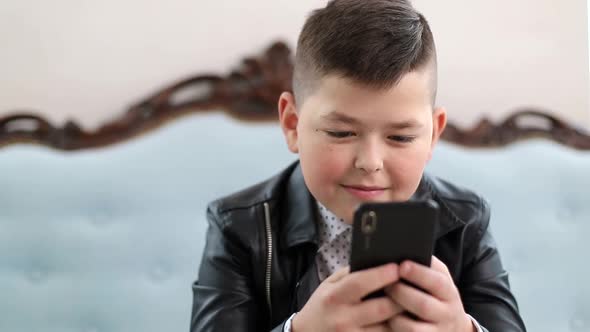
[278,70,446,224]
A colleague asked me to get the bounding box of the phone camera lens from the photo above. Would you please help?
[361,211,377,234]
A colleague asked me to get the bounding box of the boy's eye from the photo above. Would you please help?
[325,131,355,138]
[388,135,416,143]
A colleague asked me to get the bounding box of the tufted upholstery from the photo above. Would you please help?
[0,113,588,332]
[428,140,590,332]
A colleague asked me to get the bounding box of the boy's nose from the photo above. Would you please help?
[354,141,384,173]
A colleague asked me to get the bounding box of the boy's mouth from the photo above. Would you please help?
[341,184,387,200]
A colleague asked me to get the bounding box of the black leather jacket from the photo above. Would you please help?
[191,162,526,331]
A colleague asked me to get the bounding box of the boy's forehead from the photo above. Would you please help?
[318,69,433,96]
[295,71,434,126]
[319,110,424,129]
[311,71,434,108]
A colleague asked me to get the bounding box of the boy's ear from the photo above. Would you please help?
[278,92,300,153]
[428,106,447,161]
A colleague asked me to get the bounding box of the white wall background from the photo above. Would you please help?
[1,0,588,130]
[413,0,590,128]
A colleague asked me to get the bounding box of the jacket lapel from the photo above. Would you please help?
[280,162,319,250]
[277,163,321,310]
[294,258,321,311]
[411,174,465,239]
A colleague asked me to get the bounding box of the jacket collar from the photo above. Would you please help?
[410,173,466,239]
[280,163,319,251]
[279,163,464,250]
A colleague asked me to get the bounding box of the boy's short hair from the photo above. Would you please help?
[293,0,437,105]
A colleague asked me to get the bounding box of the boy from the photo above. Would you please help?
[191,0,526,331]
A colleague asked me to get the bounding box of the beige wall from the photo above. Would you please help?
[413,0,590,128]
[1,0,588,129]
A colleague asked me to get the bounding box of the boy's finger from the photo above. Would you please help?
[352,297,403,326]
[326,265,350,283]
[388,311,433,331]
[399,260,455,301]
[333,263,399,303]
[431,255,452,276]
[363,323,393,332]
[388,280,444,322]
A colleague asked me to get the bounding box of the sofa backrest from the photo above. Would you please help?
[1,111,589,332]
[0,113,294,332]
[428,139,590,332]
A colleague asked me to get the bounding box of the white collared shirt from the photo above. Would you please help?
[315,201,352,281]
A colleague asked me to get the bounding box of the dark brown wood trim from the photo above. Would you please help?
[0,42,291,150]
[1,41,589,151]
[442,109,590,150]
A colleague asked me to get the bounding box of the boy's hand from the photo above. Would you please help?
[385,256,475,332]
[292,264,404,332]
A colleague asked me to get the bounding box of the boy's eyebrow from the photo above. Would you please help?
[387,120,423,130]
[320,112,360,125]
[321,111,423,129]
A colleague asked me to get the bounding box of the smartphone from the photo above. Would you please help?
[349,199,439,299]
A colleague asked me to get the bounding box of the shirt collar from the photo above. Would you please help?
[315,201,351,244]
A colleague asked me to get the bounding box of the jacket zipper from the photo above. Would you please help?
[263,202,273,316]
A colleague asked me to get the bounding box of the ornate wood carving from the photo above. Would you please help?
[0,42,291,150]
[1,41,589,151]
[442,110,590,150]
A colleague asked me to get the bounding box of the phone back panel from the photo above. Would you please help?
[349,200,439,273]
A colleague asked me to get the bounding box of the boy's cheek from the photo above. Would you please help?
[390,145,431,172]
[302,149,351,202]
[308,161,347,192]
[305,142,350,171]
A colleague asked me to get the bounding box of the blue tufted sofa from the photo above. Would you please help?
[1,111,589,332]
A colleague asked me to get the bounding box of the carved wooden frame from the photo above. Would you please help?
[1,41,589,150]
